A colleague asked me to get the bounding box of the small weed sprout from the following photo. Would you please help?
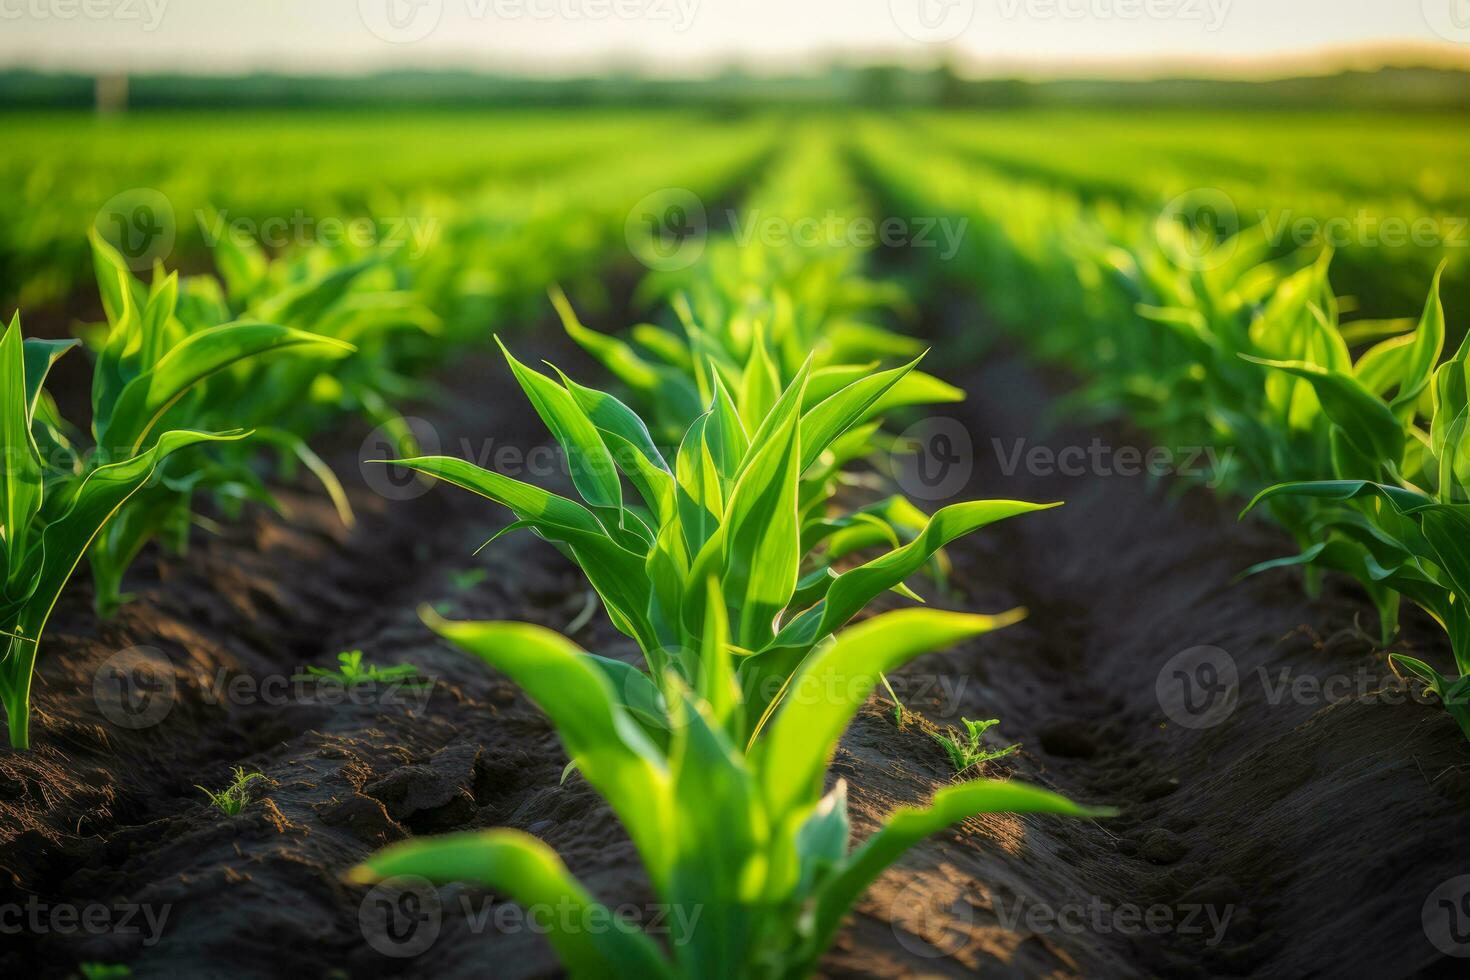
[448,568,488,592]
[301,650,424,686]
[933,718,1019,776]
[197,767,269,815]
[77,966,132,980]
[880,673,912,728]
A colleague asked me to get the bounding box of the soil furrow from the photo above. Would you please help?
[823,295,1470,978]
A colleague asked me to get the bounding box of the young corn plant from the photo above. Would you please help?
[633,133,921,394]
[82,233,359,616]
[378,342,1056,744]
[862,120,1470,744]
[1243,268,1470,736]
[351,601,1111,978]
[554,287,961,446]
[0,312,252,749]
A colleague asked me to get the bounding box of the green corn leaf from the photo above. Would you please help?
[348,829,674,980]
[252,427,355,528]
[1354,334,1416,399]
[696,575,741,734]
[794,780,851,901]
[665,686,760,977]
[497,339,622,512]
[804,500,1058,643]
[675,414,725,556]
[380,455,605,535]
[1390,262,1447,416]
[602,429,677,528]
[3,429,249,748]
[1241,480,1433,519]
[89,487,190,619]
[22,337,79,422]
[139,270,180,369]
[738,326,781,430]
[88,228,148,327]
[100,321,354,454]
[646,520,691,661]
[552,366,669,473]
[798,355,921,472]
[421,613,673,880]
[1241,355,1405,468]
[552,286,660,392]
[585,653,672,745]
[208,218,269,304]
[758,609,1026,822]
[384,457,656,648]
[699,365,807,649]
[706,372,750,485]
[1,316,44,583]
[1418,506,1470,666]
[1388,653,1470,739]
[256,258,375,327]
[808,780,1113,960]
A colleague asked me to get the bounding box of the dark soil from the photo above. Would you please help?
[4,292,1470,980]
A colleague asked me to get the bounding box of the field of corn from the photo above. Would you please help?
[4,107,1470,978]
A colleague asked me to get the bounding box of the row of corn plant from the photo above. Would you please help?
[857,118,1470,739]
[351,132,1107,977]
[1,117,778,749]
[2,110,711,312]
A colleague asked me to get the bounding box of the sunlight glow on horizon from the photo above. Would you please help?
[0,0,1465,77]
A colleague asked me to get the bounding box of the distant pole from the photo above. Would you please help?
[96,74,129,114]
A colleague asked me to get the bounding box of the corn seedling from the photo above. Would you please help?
[350,602,1111,979]
[81,233,357,618]
[379,343,1056,743]
[0,312,257,748]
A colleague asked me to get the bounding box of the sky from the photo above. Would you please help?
[0,0,1467,77]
